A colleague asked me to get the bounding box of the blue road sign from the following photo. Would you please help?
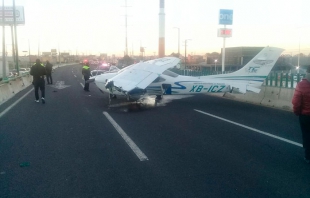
[219,9,233,25]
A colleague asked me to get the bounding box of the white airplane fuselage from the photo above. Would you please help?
[94,72,263,97]
[91,47,284,102]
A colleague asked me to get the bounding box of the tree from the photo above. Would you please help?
[119,55,134,67]
[170,52,180,58]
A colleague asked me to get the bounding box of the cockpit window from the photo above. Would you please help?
[152,76,166,83]
[109,66,120,73]
[162,69,179,77]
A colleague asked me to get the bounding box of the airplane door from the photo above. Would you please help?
[162,84,172,95]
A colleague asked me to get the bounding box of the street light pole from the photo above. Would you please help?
[214,59,217,72]
[143,47,147,60]
[2,0,6,79]
[13,0,19,74]
[28,39,30,67]
[11,25,16,69]
[184,39,191,70]
[173,27,180,56]
[297,37,300,74]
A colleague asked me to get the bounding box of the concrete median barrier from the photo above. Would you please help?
[0,74,32,105]
[274,88,294,110]
[260,87,281,108]
[221,86,295,111]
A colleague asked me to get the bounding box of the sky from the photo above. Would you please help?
[2,0,310,57]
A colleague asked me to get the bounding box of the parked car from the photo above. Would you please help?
[10,68,30,76]
[8,72,15,78]
[91,70,106,77]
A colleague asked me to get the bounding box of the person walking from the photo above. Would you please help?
[82,62,91,91]
[30,59,46,104]
[292,66,310,164]
[45,60,53,84]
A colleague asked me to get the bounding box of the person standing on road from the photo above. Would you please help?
[30,59,46,104]
[82,62,91,91]
[292,66,310,164]
[45,60,53,84]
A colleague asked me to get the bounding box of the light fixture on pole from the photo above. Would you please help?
[297,37,300,74]
[173,27,180,56]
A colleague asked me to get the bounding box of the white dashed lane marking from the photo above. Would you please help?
[194,109,302,147]
[103,111,149,161]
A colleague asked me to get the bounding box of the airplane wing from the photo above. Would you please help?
[106,57,180,93]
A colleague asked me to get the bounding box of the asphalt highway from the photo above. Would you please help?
[0,64,310,198]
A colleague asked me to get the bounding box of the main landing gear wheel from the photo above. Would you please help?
[108,94,117,107]
[109,94,117,99]
[156,95,163,100]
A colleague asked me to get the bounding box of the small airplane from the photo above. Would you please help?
[90,46,284,104]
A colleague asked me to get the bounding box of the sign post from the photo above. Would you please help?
[218,9,233,73]
[0,5,25,77]
[51,49,57,64]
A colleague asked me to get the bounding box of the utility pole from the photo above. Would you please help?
[122,0,131,56]
[10,25,15,67]
[125,0,127,56]
[28,39,30,67]
[58,43,60,65]
[297,37,300,74]
[38,39,40,57]
[13,0,19,74]
[2,0,6,79]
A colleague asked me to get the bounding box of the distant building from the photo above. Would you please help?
[188,55,204,64]
[187,46,264,72]
[100,53,108,60]
[221,46,264,71]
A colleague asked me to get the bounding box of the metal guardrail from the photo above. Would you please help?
[170,68,303,89]
[0,72,30,84]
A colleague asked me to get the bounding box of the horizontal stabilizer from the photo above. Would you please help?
[246,86,261,93]
[230,83,247,94]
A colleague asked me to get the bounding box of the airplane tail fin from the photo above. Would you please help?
[228,46,284,77]
[215,46,284,93]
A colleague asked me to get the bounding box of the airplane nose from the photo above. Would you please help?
[105,80,114,89]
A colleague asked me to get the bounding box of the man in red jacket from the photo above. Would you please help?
[292,66,310,163]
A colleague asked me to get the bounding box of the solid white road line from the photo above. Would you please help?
[194,109,302,147]
[103,111,149,161]
[80,83,84,88]
[0,88,34,119]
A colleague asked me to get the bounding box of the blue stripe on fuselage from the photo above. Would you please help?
[172,81,202,90]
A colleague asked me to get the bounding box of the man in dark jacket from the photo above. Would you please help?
[30,59,46,104]
[45,60,53,84]
[292,66,310,163]
[82,62,91,91]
